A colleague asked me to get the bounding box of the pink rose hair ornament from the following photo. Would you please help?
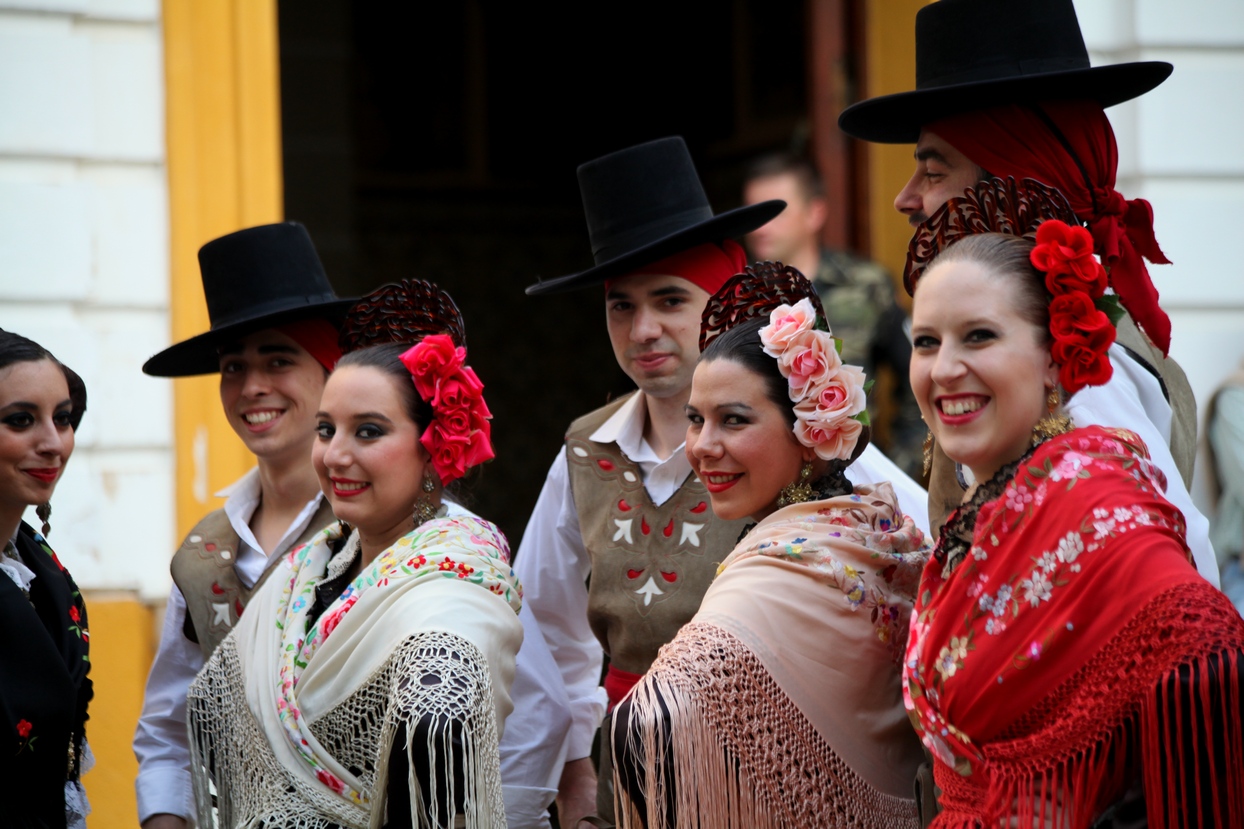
[701,262,872,465]
[760,298,870,462]
[339,279,494,485]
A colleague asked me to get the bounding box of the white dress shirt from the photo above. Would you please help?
[1069,346,1219,587]
[513,392,931,763]
[134,469,569,828]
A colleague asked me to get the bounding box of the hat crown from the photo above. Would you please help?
[197,222,336,331]
[577,137,715,266]
[915,0,1089,90]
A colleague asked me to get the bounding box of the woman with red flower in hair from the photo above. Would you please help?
[186,280,523,829]
[904,186,1244,826]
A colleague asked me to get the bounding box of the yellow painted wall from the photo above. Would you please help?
[164,0,285,541]
[82,3,285,826]
[82,594,157,828]
[865,0,930,307]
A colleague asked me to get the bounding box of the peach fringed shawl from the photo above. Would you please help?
[615,482,929,828]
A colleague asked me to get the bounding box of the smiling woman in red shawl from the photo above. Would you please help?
[904,191,1244,827]
[611,265,929,829]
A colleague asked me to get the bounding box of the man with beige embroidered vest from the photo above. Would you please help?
[133,223,355,829]
[837,0,1218,585]
[518,137,931,828]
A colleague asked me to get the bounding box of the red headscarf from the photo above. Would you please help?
[276,319,342,372]
[605,240,749,296]
[930,101,1173,355]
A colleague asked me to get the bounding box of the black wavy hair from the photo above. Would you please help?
[0,329,87,431]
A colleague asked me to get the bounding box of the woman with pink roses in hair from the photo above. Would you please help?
[612,265,929,829]
[185,280,523,829]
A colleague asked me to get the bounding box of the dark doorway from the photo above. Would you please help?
[279,1,810,546]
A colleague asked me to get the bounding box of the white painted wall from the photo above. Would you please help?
[0,0,173,599]
[1079,0,1244,528]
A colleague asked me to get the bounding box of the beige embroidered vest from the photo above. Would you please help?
[170,499,337,660]
[926,310,1198,533]
[565,395,750,675]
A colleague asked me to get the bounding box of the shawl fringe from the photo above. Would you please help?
[189,630,504,829]
[933,582,1244,828]
[615,622,918,829]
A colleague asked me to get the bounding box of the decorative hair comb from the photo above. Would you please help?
[904,177,1078,294]
[699,261,826,351]
[339,278,467,354]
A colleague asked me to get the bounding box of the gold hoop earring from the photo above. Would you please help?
[413,471,439,526]
[36,502,51,537]
[1031,387,1072,447]
[777,461,815,508]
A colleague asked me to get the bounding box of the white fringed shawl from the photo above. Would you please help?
[187,517,523,829]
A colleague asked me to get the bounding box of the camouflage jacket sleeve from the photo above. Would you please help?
[814,248,906,375]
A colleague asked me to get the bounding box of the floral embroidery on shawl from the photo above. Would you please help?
[904,427,1192,780]
[723,482,928,659]
[273,516,521,806]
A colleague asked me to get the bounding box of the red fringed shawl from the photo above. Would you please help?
[904,427,1244,828]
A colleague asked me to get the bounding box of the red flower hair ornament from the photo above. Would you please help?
[1031,220,1122,394]
[398,334,494,485]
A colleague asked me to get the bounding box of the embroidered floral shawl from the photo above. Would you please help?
[616,482,930,828]
[904,427,1244,828]
[188,515,524,828]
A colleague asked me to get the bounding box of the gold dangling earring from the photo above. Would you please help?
[36,502,51,537]
[1031,387,1073,447]
[922,430,934,478]
[412,471,439,526]
[777,461,815,508]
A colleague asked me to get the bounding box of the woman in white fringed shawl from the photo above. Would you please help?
[612,272,929,829]
[186,280,523,829]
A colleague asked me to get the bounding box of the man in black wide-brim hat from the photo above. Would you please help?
[518,137,935,828]
[133,222,354,829]
[513,137,782,827]
[837,0,1218,589]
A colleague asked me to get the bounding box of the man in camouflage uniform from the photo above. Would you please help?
[743,153,925,478]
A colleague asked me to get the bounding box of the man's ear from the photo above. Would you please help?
[806,197,829,235]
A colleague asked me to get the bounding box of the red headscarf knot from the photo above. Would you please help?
[931,101,1174,354]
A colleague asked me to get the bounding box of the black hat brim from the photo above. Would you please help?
[525,200,786,296]
[839,61,1172,144]
[142,298,358,377]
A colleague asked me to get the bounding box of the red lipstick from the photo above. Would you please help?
[329,477,369,498]
[24,468,60,484]
[935,395,988,426]
[700,472,742,493]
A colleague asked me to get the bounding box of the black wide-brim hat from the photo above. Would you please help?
[143,222,356,377]
[838,0,1172,144]
[526,136,784,295]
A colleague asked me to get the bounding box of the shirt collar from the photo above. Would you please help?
[217,467,325,561]
[589,392,647,457]
[588,391,693,481]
